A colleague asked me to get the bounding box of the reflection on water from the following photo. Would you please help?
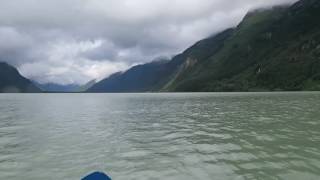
[0,92,320,180]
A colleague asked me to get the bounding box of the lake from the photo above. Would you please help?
[0,92,320,180]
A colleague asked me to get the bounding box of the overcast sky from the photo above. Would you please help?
[0,0,298,85]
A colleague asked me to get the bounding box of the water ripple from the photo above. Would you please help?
[0,92,320,179]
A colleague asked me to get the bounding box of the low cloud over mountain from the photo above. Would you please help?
[0,0,297,85]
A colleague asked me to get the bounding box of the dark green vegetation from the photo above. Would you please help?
[0,62,41,93]
[89,0,320,92]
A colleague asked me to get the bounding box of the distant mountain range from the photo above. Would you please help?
[0,62,41,93]
[0,62,96,93]
[34,83,81,93]
[0,62,95,93]
[88,0,320,92]
[1,0,319,93]
[34,80,96,93]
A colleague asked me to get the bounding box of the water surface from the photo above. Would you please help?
[0,92,320,180]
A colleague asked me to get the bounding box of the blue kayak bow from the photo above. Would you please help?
[82,172,111,180]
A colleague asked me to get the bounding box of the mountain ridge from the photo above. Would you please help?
[89,0,320,92]
[0,62,41,93]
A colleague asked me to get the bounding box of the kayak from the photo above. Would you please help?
[82,172,111,180]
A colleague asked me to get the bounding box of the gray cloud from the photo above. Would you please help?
[0,0,298,85]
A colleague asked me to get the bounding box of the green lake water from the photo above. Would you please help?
[0,92,319,179]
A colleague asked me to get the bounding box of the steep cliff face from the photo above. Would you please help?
[0,62,41,93]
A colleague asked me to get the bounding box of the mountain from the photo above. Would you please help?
[78,80,96,92]
[88,29,233,92]
[89,0,320,92]
[166,0,320,92]
[0,62,41,93]
[35,82,81,92]
[88,60,173,92]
